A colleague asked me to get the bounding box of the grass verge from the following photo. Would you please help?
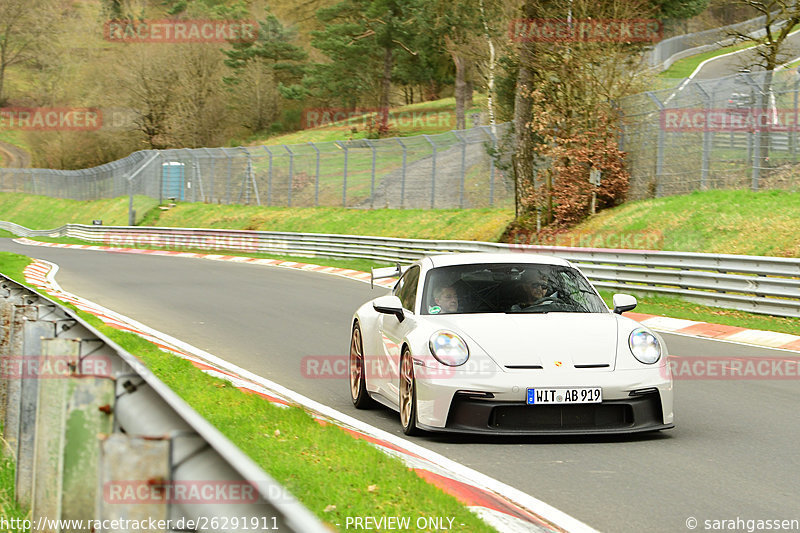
[532,189,800,258]
[0,192,513,243]
[598,290,800,337]
[144,203,513,242]
[0,251,495,532]
[0,194,157,228]
[0,432,29,532]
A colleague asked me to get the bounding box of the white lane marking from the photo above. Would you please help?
[664,27,800,105]
[31,258,597,533]
[659,330,800,354]
[17,237,799,352]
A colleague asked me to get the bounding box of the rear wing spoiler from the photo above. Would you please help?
[370,263,409,289]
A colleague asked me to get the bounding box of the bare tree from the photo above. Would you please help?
[729,2,800,179]
[116,45,179,150]
[511,0,658,224]
[0,0,54,105]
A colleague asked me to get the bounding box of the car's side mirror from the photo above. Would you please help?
[373,295,405,322]
[612,293,637,315]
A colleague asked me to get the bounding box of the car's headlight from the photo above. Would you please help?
[629,328,661,364]
[429,331,469,366]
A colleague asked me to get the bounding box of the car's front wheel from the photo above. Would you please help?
[350,322,376,409]
[399,347,421,435]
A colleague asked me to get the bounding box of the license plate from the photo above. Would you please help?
[527,387,602,405]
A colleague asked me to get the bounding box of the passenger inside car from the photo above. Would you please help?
[433,284,459,314]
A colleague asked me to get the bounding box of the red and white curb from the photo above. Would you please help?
[624,312,800,352]
[20,256,596,533]
[15,237,800,353]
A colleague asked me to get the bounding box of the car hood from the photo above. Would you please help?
[429,313,620,370]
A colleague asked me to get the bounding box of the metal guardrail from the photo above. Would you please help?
[3,222,798,318]
[0,271,327,531]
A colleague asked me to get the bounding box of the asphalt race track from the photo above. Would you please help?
[1,239,797,533]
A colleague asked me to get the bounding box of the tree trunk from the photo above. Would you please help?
[512,43,536,219]
[0,62,6,106]
[447,36,466,131]
[379,46,393,134]
[479,0,496,130]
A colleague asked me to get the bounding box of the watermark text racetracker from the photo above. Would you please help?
[103,231,261,253]
[0,516,279,531]
[0,355,112,379]
[510,18,662,43]
[661,108,800,132]
[665,356,800,380]
[509,230,663,250]
[301,108,455,130]
[0,107,101,131]
[103,19,257,43]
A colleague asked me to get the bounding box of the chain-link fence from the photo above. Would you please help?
[0,125,514,210]
[619,68,800,199]
[646,12,782,71]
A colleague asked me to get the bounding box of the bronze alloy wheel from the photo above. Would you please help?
[399,347,420,435]
[350,323,375,408]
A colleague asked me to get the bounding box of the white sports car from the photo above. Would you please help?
[349,253,674,435]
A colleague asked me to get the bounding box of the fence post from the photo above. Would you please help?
[646,92,665,197]
[198,148,213,202]
[241,147,260,206]
[423,135,436,208]
[283,145,294,207]
[222,148,233,204]
[127,174,135,226]
[482,126,498,207]
[336,141,348,207]
[752,88,763,190]
[453,131,466,208]
[694,83,712,190]
[793,76,799,164]
[309,142,320,206]
[365,139,376,209]
[263,146,273,207]
[396,139,407,209]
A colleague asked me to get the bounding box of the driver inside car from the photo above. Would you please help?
[511,271,557,311]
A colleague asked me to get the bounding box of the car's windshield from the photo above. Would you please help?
[421,263,608,315]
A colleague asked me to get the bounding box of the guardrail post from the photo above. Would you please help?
[97,434,170,526]
[396,139,407,209]
[32,337,115,525]
[423,135,436,208]
[17,306,57,508]
[2,302,37,459]
[309,142,320,206]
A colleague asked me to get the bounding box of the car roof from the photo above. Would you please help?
[424,252,572,268]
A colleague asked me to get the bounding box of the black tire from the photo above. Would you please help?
[350,323,376,409]
[399,347,421,435]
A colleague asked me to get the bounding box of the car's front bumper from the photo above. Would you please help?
[414,366,674,435]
